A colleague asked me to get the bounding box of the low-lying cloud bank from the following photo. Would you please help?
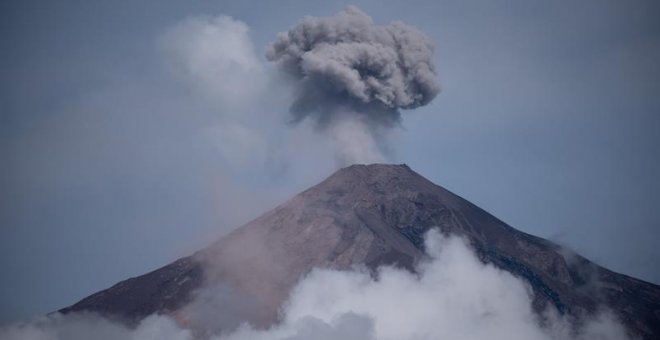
[0,230,633,340]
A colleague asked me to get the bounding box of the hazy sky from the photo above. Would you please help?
[1,0,659,324]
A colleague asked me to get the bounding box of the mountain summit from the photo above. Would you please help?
[61,164,660,338]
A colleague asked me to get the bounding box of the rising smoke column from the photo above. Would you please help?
[266,6,440,165]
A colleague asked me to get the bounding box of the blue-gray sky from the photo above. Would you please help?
[1,0,659,324]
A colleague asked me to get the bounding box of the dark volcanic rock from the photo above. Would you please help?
[60,164,660,338]
[59,257,203,324]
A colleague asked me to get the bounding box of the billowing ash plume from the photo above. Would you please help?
[267,6,439,164]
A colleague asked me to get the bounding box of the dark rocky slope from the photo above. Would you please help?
[60,164,660,338]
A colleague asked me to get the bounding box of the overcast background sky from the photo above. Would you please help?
[1,0,659,324]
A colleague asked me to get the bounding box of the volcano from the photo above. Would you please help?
[60,164,660,339]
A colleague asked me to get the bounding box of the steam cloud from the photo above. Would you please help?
[0,231,632,340]
[267,6,440,164]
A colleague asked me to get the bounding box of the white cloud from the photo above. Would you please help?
[0,231,633,340]
[158,14,274,170]
[0,313,191,340]
[218,229,633,340]
[159,14,265,110]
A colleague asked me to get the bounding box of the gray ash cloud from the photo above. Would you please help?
[266,6,440,128]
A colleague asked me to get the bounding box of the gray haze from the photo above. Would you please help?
[1,0,659,325]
